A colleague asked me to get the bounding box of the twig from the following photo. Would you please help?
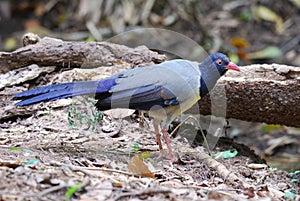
[35,183,68,198]
[195,148,246,187]
[50,161,135,176]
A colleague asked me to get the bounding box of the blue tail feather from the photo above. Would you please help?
[14,77,117,106]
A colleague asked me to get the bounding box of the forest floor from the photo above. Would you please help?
[0,103,299,200]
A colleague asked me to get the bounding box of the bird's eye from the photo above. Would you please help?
[216,59,223,66]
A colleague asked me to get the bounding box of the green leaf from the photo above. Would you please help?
[239,12,252,21]
[248,46,282,60]
[10,147,22,151]
[85,36,96,42]
[131,142,141,153]
[222,150,238,159]
[289,170,300,183]
[213,149,238,159]
[65,183,83,201]
[290,178,298,183]
[262,124,282,132]
[213,152,223,158]
[284,189,296,199]
[24,159,40,166]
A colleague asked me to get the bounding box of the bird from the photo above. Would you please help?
[14,52,240,162]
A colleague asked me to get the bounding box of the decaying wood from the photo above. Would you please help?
[0,36,166,73]
[0,35,299,128]
[199,64,300,128]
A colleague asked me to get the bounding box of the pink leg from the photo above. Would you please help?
[153,120,163,150]
[153,120,178,163]
[162,129,178,162]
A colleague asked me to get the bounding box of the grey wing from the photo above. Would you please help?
[98,60,201,111]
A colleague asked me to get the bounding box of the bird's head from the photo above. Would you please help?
[209,52,240,76]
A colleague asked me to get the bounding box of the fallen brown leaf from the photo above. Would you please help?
[127,155,155,178]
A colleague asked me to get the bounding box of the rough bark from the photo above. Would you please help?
[0,35,299,128]
[0,37,166,73]
[199,64,300,127]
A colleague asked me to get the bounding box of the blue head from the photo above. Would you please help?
[209,52,240,76]
[199,52,240,97]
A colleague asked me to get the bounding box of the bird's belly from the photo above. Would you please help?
[146,95,199,125]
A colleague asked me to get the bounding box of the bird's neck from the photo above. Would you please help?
[199,64,222,97]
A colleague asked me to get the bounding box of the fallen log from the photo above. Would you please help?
[0,35,165,73]
[199,64,300,127]
[0,35,299,128]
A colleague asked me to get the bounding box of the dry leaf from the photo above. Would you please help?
[127,155,155,178]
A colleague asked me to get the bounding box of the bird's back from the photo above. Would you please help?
[96,59,202,112]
